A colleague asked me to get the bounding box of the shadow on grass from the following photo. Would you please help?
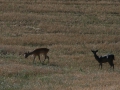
[41,62,59,67]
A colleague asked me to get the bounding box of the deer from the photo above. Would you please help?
[24,48,49,64]
[91,50,115,70]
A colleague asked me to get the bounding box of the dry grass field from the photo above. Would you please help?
[0,0,120,90]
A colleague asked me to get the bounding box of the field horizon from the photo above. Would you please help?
[0,0,120,90]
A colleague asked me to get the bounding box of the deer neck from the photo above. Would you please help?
[28,51,34,56]
[94,53,100,61]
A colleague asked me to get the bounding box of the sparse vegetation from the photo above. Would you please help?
[0,0,120,90]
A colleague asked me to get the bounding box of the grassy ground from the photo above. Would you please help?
[0,0,120,90]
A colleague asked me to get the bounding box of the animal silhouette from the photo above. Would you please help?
[91,50,115,70]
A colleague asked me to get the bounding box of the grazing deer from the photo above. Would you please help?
[91,50,115,70]
[24,48,49,64]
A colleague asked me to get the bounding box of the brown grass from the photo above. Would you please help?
[0,0,120,90]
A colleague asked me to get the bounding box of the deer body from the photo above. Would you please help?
[25,48,49,64]
[91,50,115,70]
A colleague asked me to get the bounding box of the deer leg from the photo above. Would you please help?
[43,55,46,64]
[42,54,49,64]
[99,64,101,69]
[38,55,41,63]
[46,55,49,63]
[33,56,36,64]
[112,63,114,70]
[99,63,102,69]
[109,62,114,70]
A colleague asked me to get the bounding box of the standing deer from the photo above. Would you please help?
[91,50,115,70]
[24,48,49,64]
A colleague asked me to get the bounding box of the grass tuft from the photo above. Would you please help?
[0,0,120,90]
